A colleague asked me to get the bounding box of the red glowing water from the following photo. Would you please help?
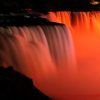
[0,25,76,100]
[48,11,100,100]
[1,11,100,100]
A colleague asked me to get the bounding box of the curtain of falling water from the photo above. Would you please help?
[48,11,100,100]
[0,24,76,100]
[48,11,100,34]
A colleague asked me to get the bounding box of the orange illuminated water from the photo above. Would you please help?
[0,25,76,100]
[1,11,100,100]
[48,11,100,100]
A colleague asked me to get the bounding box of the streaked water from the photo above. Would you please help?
[0,23,77,100]
[48,11,100,100]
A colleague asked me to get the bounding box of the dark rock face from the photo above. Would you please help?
[0,16,63,26]
[0,66,51,100]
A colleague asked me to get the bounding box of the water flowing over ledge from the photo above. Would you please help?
[1,11,100,99]
[47,11,100,100]
[0,22,77,100]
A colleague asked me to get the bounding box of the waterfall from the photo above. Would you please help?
[1,11,100,99]
[48,11,100,100]
[0,22,77,99]
[48,11,100,34]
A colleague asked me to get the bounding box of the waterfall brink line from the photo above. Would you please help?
[0,24,77,99]
[48,11,100,35]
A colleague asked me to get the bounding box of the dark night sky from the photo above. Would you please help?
[0,0,99,12]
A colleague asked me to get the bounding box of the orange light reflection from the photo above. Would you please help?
[47,11,100,100]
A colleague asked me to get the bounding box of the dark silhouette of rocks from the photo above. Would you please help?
[0,66,51,100]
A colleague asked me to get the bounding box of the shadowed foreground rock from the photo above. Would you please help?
[0,66,51,100]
